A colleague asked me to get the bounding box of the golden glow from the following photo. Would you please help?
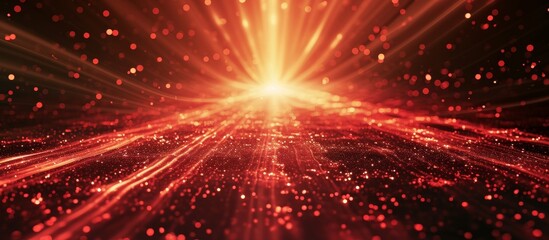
[260,82,284,95]
[0,0,491,108]
[248,81,319,102]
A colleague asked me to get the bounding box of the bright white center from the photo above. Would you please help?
[260,82,286,96]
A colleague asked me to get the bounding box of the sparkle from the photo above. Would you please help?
[0,1,547,240]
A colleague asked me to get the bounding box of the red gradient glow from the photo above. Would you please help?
[0,1,547,240]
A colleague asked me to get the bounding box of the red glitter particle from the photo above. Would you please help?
[498,60,505,67]
[32,223,44,233]
[532,229,543,238]
[464,232,473,239]
[146,228,154,236]
[183,4,191,12]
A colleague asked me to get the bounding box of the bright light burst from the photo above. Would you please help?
[0,1,548,240]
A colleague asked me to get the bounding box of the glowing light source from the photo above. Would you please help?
[259,82,287,97]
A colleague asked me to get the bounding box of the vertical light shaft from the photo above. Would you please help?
[263,0,280,84]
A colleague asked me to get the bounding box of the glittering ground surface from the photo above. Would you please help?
[1,1,549,240]
[1,97,548,239]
